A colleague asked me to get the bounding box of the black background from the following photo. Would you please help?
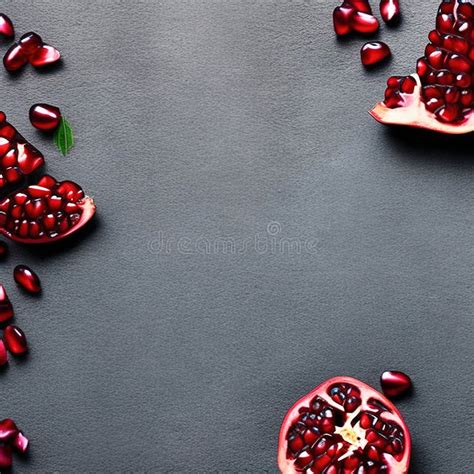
[1,1,472,472]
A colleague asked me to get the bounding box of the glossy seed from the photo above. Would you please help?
[14,265,41,293]
[29,104,62,131]
[361,41,391,66]
[0,284,13,323]
[0,14,14,38]
[380,371,412,397]
[3,325,28,355]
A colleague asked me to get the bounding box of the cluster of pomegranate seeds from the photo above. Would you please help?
[381,371,412,398]
[383,75,417,108]
[382,0,474,124]
[0,175,96,244]
[29,103,62,131]
[333,1,380,36]
[0,14,14,39]
[0,419,29,469]
[285,381,407,473]
[14,265,41,294]
[0,112,44,189]
[3,31,60,72]
[361,41,392,66]
[380,0,401,23]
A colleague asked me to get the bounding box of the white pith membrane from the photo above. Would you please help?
[278,377,411,474]
[370,0,474,134]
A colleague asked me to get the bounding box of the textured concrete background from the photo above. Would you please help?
[0,0,472,472]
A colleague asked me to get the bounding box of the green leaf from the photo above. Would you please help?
[54,117,74,156]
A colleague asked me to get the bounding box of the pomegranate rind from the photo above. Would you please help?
[370,74,474,134]
[277,376,411,474]
[0,197,96,244]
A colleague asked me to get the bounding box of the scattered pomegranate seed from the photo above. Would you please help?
[14,265,41,294]
[29,104,62,131]
[3,325,28,355]
[351,11,380,34]
[381,370,412,397]
[13,431,29,454]
[333,5,354,36]
[3,31,60,72]
[0,340,7,366]
[380,0,400,24]
[333,1,379,36]
[0,14,14,38]
[361,41,391,66]
[0,284,13,323]
[0,419,18,442]
[0,445,12,470]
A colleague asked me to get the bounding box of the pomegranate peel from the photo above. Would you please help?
[278,376,411,473]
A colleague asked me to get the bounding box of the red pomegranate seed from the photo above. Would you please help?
[381,371,412,397]
[29,104,62,131]
[19,32,42,56]
[351,11,380,34]
[333,5,354,36]
[0,14,14,38]
[30,45,61,68]
[347,0,372,14]
[361,41,391,66]
[13,431,29,454]
[380,0,400,23]
[0,445,12,470]
[3,325,27,355]
[3,44,28,72]
[0,419,18,442]
[14,265,41,294]
[0,340,7,366]
[0,284,13,323]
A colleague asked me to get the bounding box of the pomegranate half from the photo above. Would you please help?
[370,0,474,134]
[0,175,96,244]
[278,376,411,473]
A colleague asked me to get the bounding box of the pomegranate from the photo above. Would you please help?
[0,14,14,39]
[0,175,96,244]
[381,371,412,398]
[14,265,41,294]
[380,0,400,24]
[3,325,27,355]
[0,284,14,322]
[0,445,12,470]
[278,376,411,473]
[0,112,45,188]
[3,31,60,72]
[29,103,61,131]
[0,419,18,443]
[13,431,29,454]
[361,42,392,66]
[333,1,380,36]
[370,0,474,134]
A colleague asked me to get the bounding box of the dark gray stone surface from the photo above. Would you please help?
[0,0,472,472]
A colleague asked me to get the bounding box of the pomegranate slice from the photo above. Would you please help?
[0,14,14,38]
[370,0,474,134]
[0,112,44,188]
[278,376,411,473]
[0,175,96,244]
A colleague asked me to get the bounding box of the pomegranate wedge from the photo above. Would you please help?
[278,376,411,473]
[370,0,474,134]
[0,175,96,244]
[0,112,44,188]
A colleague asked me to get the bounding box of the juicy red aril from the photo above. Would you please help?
[3,44,28,72]
[0,340,7,366]
[380,0,400,23]
[0,14,14,38]
[381,371,412,397]
[0,419,18,443]
[347,0,372,14]
[3,325,27,354]
[13,431,29,454]
[0,445,12,470]
[19,32,42,56]
[361,41,391,66]
[0,285,13,323]
[351,11,380,34]
[0,113,44,189]
[333,6,354,36]
[14,265,41,294]
[0,176,96,244]
[30,44,61,67]
[29,104,62,131]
